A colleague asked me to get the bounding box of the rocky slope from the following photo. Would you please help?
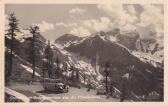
[63,31,163,97]
[55,34,82,47]
[5,26,163,101]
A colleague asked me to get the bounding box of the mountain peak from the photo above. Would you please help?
[55,33,82,46]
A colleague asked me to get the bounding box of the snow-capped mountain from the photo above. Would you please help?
[106,28,140,50]
[5,28,101,88]
[5,25,163,99]
[55,34,82,47]
[62,31,162,96]
[106,28,163,58]
[55,28,163,60]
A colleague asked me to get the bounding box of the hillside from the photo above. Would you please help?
[5,27,163,101]
[64,32,162,97]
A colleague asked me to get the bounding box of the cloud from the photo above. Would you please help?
[55,22,77,27]
[35,21,54,32]
[127,5,137,15]
[136,4,163,36]
[65,4,163,38]
[69,17,113,37]
[69,7,86,14]
[72,4,139,37]
[97,4,163,37]
[83,17,113,32]
[120,24,137,34]
[70,26,91,37]
[97,4,138,27]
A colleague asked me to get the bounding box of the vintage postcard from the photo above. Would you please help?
[0,0,167,106]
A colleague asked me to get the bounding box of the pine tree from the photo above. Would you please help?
[55,56,61,78]
[42,56,48,78]
[6,13,20,77]
[83,73,86,84]
[76,69,79,82]
[44,40,53,78]
[120,83,126,102]
[157,62,164,101]
[69,66,75,81]
[29,25,41,78]
[55,56,60,78]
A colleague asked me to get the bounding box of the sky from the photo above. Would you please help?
[5,4,164,41]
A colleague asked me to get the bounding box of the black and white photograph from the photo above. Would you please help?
[4,3,164,102]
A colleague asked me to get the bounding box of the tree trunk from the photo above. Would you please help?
[32,34,35,78]
[105,71,108,94]
[9,30,14,77]
[48,50,51,78]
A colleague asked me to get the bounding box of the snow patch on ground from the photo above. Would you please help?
[108,36,117,42]
[122,73,129,80]
[6,48,29,64]
[54,43,72,57]
[63,41,73,47]
[75,60,96,75]
[53,43,103,84]
[6,48,41,72]
[99,35,106,41]
[5,87,29,102]
[5,28,32,43]
[132,51,162,68]
[20,64,41,77]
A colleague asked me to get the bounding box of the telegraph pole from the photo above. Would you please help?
[105,62,110,95]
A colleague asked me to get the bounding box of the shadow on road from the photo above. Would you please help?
[36,90,64,94]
